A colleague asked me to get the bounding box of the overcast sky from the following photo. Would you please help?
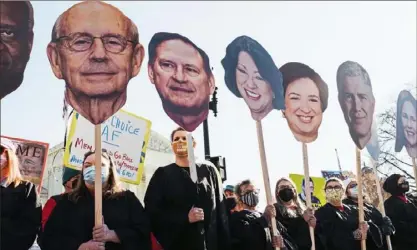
[1,1,416,207]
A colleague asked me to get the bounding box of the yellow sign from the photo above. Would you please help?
[289,174,326,209]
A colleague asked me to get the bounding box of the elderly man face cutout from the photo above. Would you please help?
[0,1,34,100]
[337,61,375,149]
[47,1,144,125]
[148,33,215,132]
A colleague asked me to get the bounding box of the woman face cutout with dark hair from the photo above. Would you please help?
[395,90,417,158]
[222,35,284,121]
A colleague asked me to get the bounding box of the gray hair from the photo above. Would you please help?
[50,3,139,44]
[336,60,372,94]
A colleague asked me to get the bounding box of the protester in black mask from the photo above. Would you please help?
[272,177,316,250]
[229,179,284,250]
[343,179,395,250]
[383,174,417,250]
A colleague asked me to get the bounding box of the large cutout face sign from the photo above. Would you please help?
[46,1,144,125]
[279,62,329,143]
[0,1,34,100]
[395,90,417,158]
[148,32,215,132]
[221,35,285,121]
[336,61,375,149]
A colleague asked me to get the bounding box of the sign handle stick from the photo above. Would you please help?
[302,143,316,250]
[370,158,392,250]
[94,124,103,226]
[256,121,280,250]
[355,147,366,250]
[412,158,417,189]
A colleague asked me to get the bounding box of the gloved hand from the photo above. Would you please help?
[381,216,395,236]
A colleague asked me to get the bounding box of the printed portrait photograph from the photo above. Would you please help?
[279,62,329,143]
[46,1,145,125]
[221,35,285,121]
[337,61,375,149]
[0,1,34,100]
[148,32,215,132]
[395,90,417,158]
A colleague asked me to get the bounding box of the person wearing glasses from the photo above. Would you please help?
[229,179,285,250]
[147,32,215,132]
[383,174,417,250]
[0,1,34,100]
[343,179,394,250]
[46,1,145,125]
[315,177,373,250]
[0,138,41,250]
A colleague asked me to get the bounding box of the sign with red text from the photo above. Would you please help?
[1,136,49,187]
[63,109,152,184]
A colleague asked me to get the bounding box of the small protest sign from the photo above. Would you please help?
[64,110,152,184]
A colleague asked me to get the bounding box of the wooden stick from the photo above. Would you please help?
[186,133,198,183]
[94,124,103,226]
[255,121,280,250]
[302,143,316,250]
[370,158,392,250]
[355,147,366,250]
[413,158,417,188]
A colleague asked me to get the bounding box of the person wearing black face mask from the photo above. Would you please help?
[229,179,284,250]
[272,177,317,250]
[383,174,417,250]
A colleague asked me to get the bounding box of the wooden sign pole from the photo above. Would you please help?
[412,158,417,188]
[355,148,366,250]
[256,121,280,250]
[302,143,316,250]
[370,158,392,250]
[94,124,103,226]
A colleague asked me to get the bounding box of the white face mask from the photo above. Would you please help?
[349,186,358,198]
[0,154,7,169]
[83,166,110,185]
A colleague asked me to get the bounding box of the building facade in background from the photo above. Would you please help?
[41,130,174,205]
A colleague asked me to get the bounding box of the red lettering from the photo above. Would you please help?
[122,154,133,163]
[74,138,92,151]
[114,151,121,159]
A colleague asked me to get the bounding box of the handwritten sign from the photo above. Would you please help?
[321,170,344,180]
[64,109,152,184]
[1,136,49,187]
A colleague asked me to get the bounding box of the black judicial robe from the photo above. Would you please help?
[144,163,230,250]
[315,203,382,250]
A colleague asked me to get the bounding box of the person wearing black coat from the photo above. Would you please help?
[343,179,395,250]
[383,174,417,250]
[0,138,41,250]
[41,150,151,250]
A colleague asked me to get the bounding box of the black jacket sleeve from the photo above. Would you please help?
[384,198,417,246]
[1,182,41,250]
[144,167,189,248]
[113,191,151,250]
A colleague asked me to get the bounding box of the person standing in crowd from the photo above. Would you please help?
[315,177,382,250]
[343,179,395,250]
[144,127,230,250]
[274,177,316,250]
[0,138,41,250]
[41,149,151,250]
[230,179,285,250]
[383,174,417,250]
[38,166,81,248]
[224,184,235,198]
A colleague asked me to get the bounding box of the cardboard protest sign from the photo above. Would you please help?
[148,32,215,132]
[321,170,344,180]
[221,35,285,121]
[46,1,144,125]
[64,110,152,184]
[336,61,375,149]
[289,173,326,209]
[395,90,417,158]
[0,136,48,186]
[279,62,329,143]
[0,1,34,100]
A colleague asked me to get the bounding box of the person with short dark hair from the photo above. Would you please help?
[221,35,285,121]
[41,149,151,250]
[1,138,41,250]
[0,1,34,100]
[383,174,417,250]
[145,127,230,250]
[148,33,215,132]
[298,177,322,208]
[230,179,285,250]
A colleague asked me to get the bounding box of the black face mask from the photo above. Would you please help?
[278,188,295,202]
[399,181,409,193]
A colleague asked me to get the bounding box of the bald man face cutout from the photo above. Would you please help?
[47,1,144,124]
